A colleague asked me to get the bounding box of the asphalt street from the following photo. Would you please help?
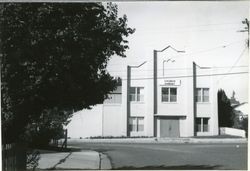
[69,142,248,170]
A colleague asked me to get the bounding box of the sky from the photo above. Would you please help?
[106,1,249,104]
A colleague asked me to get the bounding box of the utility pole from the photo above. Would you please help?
[238,18,249,48]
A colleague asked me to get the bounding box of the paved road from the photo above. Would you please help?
[69,142,248,170]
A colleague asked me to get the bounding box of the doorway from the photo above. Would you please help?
[160,117,180,137]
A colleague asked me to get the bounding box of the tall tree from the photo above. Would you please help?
[1,3,135,144]
[217,89,234,127]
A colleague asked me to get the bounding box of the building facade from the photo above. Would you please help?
[67,49,219,138]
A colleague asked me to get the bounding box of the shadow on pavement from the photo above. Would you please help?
[36,146,82,154]
[113,164,222,170]
[51,152,73,169]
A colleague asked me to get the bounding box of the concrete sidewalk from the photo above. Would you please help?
[67,137,248,144]
[37,150,111,170]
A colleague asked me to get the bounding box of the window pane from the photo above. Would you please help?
[137,94,140,101]
[162,87,169,95]
[132,125,137,132]
[196,88,202,102]
[137,94,144,102]
[114,94,122,103]
[162,95,168,102]
[129,118,137,132]
[137,118,144,132]
[130,87,136,101]
[170,95,177,102]
[170,88,177,102]
[137,87,144,102]
[104,94,122,104]
[162,88,169,102]
[139,87,144,94]
[138,125,144,132]
[130,94,136,101]
[130,87,144,102]
[130,87,136,94]
[203,88,209,102]
[129,118,135,124]
[196,118,201,132]
[170,88,177,95]
[203,118,209,132]
[137,87,141,94]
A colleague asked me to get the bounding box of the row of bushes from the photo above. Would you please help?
[88,136,154,139]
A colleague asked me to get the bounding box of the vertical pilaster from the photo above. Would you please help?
[153,50,157,115]
[153,50,157,137]
[127,66,131,136]
[193,62,197,136]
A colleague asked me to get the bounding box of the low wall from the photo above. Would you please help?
[220,127,246,138]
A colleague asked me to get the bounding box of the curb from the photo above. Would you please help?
[68,138,247,144]
[99,152,112,170]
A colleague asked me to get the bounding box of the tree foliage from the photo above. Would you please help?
[217,89,234,127]
[1,3,134,144]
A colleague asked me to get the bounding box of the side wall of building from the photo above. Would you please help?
[67,105,103,138]
[196,69,219,136]
[103,104,125,137]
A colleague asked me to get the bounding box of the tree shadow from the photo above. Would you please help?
[113,164,223,170]
[36,146,82,154]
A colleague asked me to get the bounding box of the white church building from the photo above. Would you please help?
[67,47,219,138]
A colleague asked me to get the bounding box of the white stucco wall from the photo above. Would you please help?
[196,68,219,136]
[67,105,103,138]
[211,72,219,135]
[220,127,246,138]
[129,63,151,137]
[67,54,219,138]
[130,103,146,116]
[157,78,188,116]
[103,104,124,137]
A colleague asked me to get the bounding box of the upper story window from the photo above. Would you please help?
[196,88,209,102]
[162,87,177,102]
[104,86,122,104]
[130,87,144,102]
[104,93,122,104]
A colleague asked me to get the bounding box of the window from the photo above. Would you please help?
[104,86,122,104]
[196,118,209,132]
[196,88,209,102]
[196,88,202,102]
[129,118,137,132]
[137,118,144,131]
[203,88,209,102]
[104,93,122,104]
[130,87,144,102]
[162,87,177,102]
[203,118,209,132]
[170,88,177,102]
[129,117,144,132]
[196,118,202,132]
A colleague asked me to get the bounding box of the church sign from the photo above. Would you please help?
[159,79,181,86]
